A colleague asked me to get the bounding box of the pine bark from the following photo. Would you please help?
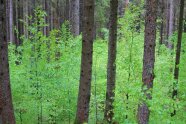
[0,0,16,123]
[159,0,165,45]
[167,0,174,49]
[70,0,79,36]
[137,0,157,124]
[45,0,50,36]
[9,0,13,42]
[74,0,95,123]
[65,0,70,21]
[6,0,13,42]
[17,0,24,45]
[79,0,83,33]
[23,0,28,38]
[104,0,118,123]
[184,17,186,32]
[171,0,185,116]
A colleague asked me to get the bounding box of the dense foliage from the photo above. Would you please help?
[8,4,186,124]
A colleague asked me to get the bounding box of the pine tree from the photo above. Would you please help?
[104,0,118,123]
[75,0,95,123]
[137,0,157,123]
[171,0,185,117]
[0,0,15,123]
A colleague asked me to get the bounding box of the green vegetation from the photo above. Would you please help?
[9,6,186,124]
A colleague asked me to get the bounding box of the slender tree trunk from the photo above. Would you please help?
[161,0,168,45]
[17,0,24,45]
[167,0,174,49]
[42,0,47,36]
[171,0,185,117]
[6,0,10,41]
[137,0,157,124]
[45,0,50,36]
[74,0,95,123]
[79,0,83,33]
[0,0,16,123]
[9,0,14,42]
[23,0,28,38]
[65,0,70,21]
[70,0,79,36]
[53,0,60,29]
[104,0,118,123]
[159,0,165,45]
[50,2,54,30]
[184,17,186,32]
[13,0,19,45]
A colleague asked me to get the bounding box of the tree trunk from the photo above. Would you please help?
[137,0,157,124]
[6,0,10,42]
[53,0,60,29]
[23,0,28,38]
[65,0,70,21]
[13,0,19,45]
[171,0,185,117]
[74,0,95,123]
[0,0,16,123]
[159,0,165,45]
[17,0,24,45]
[45,0,50,36]
[118,0,124,18]
[167,0,174,49]
[184,17,186,32]
[79,0,83,33]
[9,0,14,42]
[104,0,118,123]
[70,0,79,36]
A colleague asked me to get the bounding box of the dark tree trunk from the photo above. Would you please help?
[184,18,186,32]
[74,0,95,123]
[65,0,70,21]
[0,0,16,123]
[43,0,47,36]
[137,0,157,124]
[13,0,19,45]
[79,0,83,33]
[23,0,28,38]
[104,0,118,123]
[53,0,60,29]
[171,0,185,117]
[17,0,24,46]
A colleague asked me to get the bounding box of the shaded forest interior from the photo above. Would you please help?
[0,0,186,124]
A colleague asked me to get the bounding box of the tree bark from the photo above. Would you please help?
[171,0,185,117]
[74,0,95,123]
[23,0,28,38]
[6,0,10,42]
[0,0,16,123]
[9,0,13,42]
[45,0,50,36]
[65,0,70,21]
[184,17,186,32]
[137,0,157,124]
[70,0,79,36]
[17,0,24,46]
[167,0,174,49]
[79,0,83,33]
[159,0,165,45]
[53,0,60,29]
[104,0,118,123]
